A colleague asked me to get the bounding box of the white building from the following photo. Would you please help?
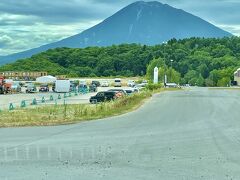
[234,68,240,86]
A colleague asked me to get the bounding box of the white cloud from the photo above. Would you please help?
[217,24,240,36]
[0,35,13,45]
[0,18,100,55]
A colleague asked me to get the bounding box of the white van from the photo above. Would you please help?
[55,80,71,93]
[114,78,122,87]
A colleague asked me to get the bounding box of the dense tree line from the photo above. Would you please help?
[0,37,240,86]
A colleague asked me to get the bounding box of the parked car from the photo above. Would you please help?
[108,89,127,96]
[91,80,101,87]
[125,89,134,95]
[52,83,55,92]
[89,84,97,92]
[134,84,145,91]
[79,80,87,86]
[127,80,135,87]
[141,80,148,87]
[166,83,179,88]
[114,78,122,87]
[39,84,49,92]
[24,82,33,88]
[101,80,109,87]
[11,82,21,93]
[26,84,37,93]
[90,91,118,103]
[70,81,79,92]
[70,83,77,92]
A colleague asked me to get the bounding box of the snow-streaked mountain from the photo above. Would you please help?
[0,1,232,65]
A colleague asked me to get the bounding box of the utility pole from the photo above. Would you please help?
[163,44,167,87]
[170,59,173,82]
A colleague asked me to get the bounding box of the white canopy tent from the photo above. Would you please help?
[36,75,57,84]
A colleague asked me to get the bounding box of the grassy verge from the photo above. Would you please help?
[0,88,178,128]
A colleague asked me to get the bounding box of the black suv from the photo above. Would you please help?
[90,91,117,103]
[91,81,101,87]
[108,89,127,95]
[39,84,49,92]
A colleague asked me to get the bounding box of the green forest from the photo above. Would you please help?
[1,37,240,86]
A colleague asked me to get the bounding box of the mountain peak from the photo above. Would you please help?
[131,1,165,7]
[0,1,232,65]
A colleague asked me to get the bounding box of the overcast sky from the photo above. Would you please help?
[0,0,239,56]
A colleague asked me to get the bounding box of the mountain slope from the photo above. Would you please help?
[0,1,232,65]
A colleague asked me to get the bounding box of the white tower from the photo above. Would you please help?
[154,67,158,84]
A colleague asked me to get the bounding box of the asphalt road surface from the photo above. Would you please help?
[1,88,240,180]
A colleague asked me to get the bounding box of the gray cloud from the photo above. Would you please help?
[0,0,240,55]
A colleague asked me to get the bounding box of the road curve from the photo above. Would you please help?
[1,88,240,180]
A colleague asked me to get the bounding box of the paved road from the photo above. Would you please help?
[1,88,240,180]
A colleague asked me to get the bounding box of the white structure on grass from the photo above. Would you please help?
[154,67,159,84]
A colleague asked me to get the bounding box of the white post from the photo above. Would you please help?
[154,67,159,84]
[165,75,167,84]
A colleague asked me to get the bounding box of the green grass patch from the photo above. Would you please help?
[0,88,180,128]
[0,91,151,127]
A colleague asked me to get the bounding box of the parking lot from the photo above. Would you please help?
[0,86,137,110]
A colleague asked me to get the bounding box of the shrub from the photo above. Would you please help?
[146,83,163,91]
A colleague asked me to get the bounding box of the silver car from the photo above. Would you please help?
[11,82,21,93]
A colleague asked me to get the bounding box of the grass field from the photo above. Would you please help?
[0,91,151,127]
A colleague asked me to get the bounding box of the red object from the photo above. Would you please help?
[0,76,12,94]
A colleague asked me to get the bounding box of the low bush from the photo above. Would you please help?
[146,83,163,91]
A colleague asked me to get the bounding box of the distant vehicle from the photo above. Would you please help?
[91,80,101,87]
[79,80,87,86]
[26,84,37,93]
[39,84,49,92]
[52,83,55,92]
[0,76,12,94]
[70,83,77,92]
[125,89,134,95]
[231,81,238,86]
[19,82,24,87]
[11,82,21,93]
[136,83,146,88]
[166,83,178,88]
[90,91,118,104]
[24,82,33,88]
[5,79,14,84]
[108,89,127,96]
[114,78,122,87]
[101,81,109,87]
[141,80,148,87]
[134,84,145,91]
[127,80,135,87]
[89,84,97,92]
[55,80,71,93]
